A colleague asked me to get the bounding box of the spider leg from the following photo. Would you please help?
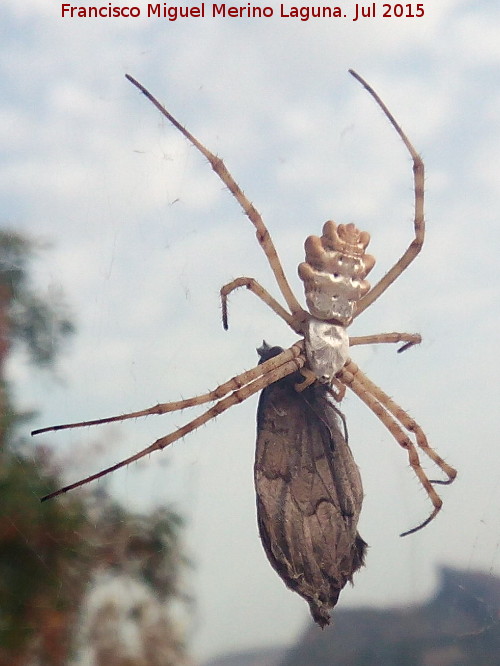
[330,332,421,402]
[327,378,346,402]
[32,342,305,436]
[221,277,305,334]
[349,332,421,351]
[126,74,305,324]
[349,71,425,319]
[343,360,456,484]
[338,360,456,536]
[41,349,306,502]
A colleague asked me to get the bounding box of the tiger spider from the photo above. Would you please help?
[33,70,456,536]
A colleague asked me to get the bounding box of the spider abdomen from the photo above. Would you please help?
[298,221,375,324]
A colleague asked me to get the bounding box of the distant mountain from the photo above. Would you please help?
[203,567,500,666]
[281,566,500,666]
[202,646,288,666]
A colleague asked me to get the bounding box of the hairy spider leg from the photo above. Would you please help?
[32,342,305,435]
[126,74,307,331]
[338,360,457,536]
[349,70,425,319]
[39,347,307,501]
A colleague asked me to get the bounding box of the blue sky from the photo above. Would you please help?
[3,1,500,661]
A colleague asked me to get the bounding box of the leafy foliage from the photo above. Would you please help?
[0,229,190,665]
[0,230,74,368]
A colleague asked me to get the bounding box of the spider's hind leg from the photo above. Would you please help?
[349,70,425,319]
[126,74,305,320]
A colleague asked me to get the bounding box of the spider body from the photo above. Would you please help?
[299,221,375,325]
[302,318,350,384]
[255,343,366,627]
[298,220,374,381]
[34,71,457,548]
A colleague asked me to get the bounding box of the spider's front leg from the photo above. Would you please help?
[337,359,457,536]
[32,342,306,436]
[37,343,307,501]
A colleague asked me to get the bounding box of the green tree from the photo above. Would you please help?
[0,230,191,665]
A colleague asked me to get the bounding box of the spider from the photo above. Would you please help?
[33,70,456,536]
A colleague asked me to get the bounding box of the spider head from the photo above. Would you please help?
[298,221,375,325]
